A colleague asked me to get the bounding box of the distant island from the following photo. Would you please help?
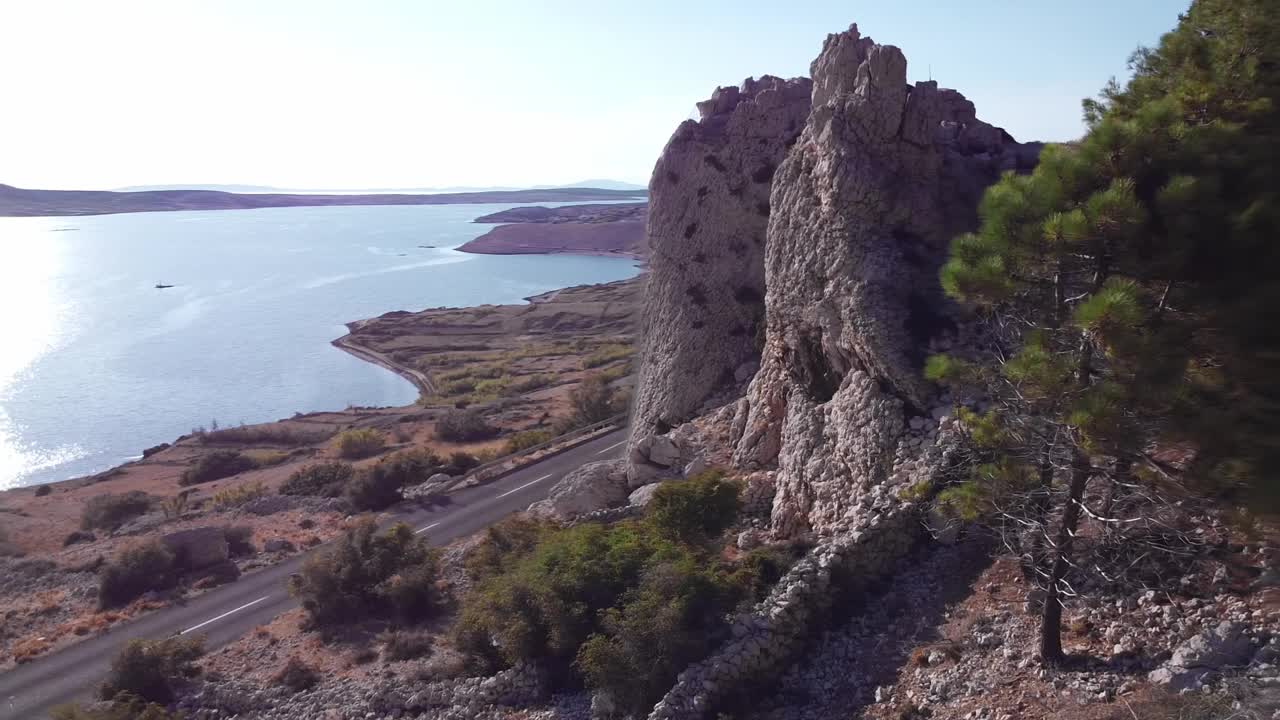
[0,183,645,217]
[459,202,648,258]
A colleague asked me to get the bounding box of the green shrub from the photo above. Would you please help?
[81,491,153,531]
[280,461,354,497]
[211,481,267,510]
[63,530,96,547]
[273,656,319,693]
[444,451,479,475]
[453,476,756,705]
[646,470,740,544]
[198,423,333,446]
[99,636,204,704]
[380,629,435,661]
[98,540,177,609]
[576,558,741,715]
[565,375,621,428]
[224,525,255,557]
[180,450,256,486]
[347,448,442,511]
[289,519,445,626]
[505,429,554,454]
[435,409,499,442]
[473,376,511,399]
[582,343,633,369]
[510,375,551,393]
[51,696,180,720]
[333,428,387,460]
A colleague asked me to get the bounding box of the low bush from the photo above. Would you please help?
[435,409,499,442]
[198,423,333,447]
[452,477,760,714]
[63,530,96,547]
[81,491,153,532]
[224,525,255,556]
[99,635,204,704]
[158,492,190,520]
[98,540,177,609]
[34,484,52,497]
[52,696,181,720]
[505,429,554,454]
[347,448,443,511]
[280,462,354,497]
[273,656,320,693]
[333,428,387,460]
[582,343,633,369]
[444,451,479,475]
[211,481,267,510]
[510,375,552,394]
[564,374,621,429]
[646,470,739,544]
[380,628,435,661]
[289,519,445,627]
[180,451,256,486]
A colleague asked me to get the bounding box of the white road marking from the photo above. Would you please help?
[414,521,441,535]
[499,473,553,498]
[596,440,626,455]
[180,595,270,635]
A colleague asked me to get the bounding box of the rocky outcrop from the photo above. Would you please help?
[727,24,1037,536]
[628,75,812,483]
[527,460,629,520]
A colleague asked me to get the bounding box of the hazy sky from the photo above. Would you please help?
[2,1,1189,191]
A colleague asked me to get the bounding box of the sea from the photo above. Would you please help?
[0,203,641,489]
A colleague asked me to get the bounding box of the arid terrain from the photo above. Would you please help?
[0,275,641,670]
[459,202,647,258]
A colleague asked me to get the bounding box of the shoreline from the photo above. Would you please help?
[331,333,435,397]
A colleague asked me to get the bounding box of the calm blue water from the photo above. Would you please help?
[0,204,640,489]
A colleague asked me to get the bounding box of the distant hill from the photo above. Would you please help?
[111,179,649,194]
[0,184,646,217]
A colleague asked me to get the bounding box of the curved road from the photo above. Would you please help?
[0,428,628,719]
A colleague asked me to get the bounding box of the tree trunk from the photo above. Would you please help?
[1040,450,1091,664]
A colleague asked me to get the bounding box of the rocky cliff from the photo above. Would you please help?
[627,76,812,484]
[625,24,1039,538]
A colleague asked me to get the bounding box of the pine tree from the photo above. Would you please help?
[927,0,1280,663]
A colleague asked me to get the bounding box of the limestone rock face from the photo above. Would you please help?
[628,75,812,481]
[725,24,1036,536]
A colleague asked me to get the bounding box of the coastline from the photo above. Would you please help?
[331,332,435,397]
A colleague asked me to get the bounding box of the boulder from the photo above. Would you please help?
[628,483,663,507]
[528,460,629,520]
[161,527,229,570]
[1149,621,1255,692]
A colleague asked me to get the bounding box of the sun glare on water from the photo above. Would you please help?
[0,220,85,488]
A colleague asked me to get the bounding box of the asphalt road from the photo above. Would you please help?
[0,428,629,719]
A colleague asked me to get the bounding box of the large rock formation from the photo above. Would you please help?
[727,24,1038,536]
[628,75,812,482]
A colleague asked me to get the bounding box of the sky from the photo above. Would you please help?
[0,1,1191,191]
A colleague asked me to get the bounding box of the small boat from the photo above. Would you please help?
[154,283,174,289]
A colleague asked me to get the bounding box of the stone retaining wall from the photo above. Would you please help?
[644,505,925,720]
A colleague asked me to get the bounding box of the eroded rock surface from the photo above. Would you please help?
[729,24,1038,536]
[628,75,812,483]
